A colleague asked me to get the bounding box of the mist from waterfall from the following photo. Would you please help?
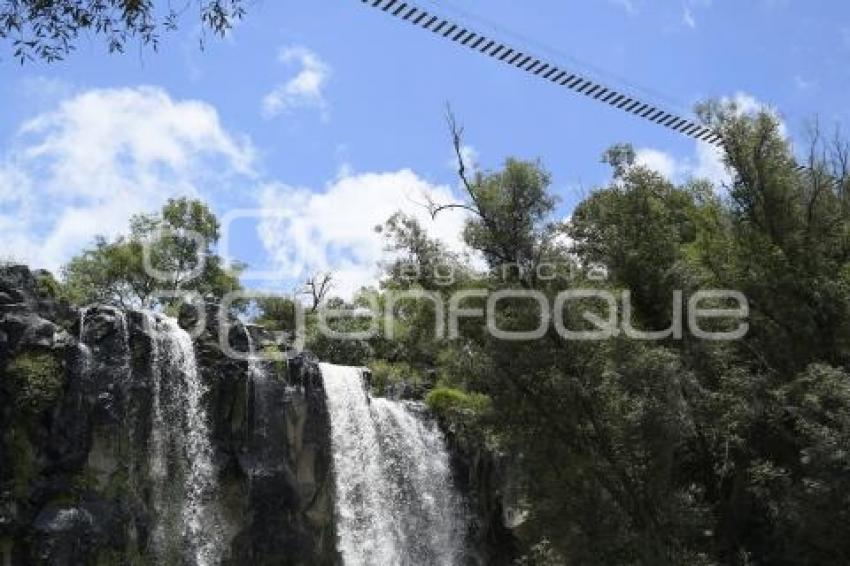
[145,313,224,566]
[320,363,467,566]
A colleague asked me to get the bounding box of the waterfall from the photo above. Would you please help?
[371,398,467,563]
[321,364,400,564]
[78,306,88,341]
[320,363,467,565]
[76,308,91,373]
[146,313,224,566]
[244,328,270,454]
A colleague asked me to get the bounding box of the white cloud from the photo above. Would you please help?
[633,143,730,187]
[723,91,762,115]
[256,169,471,298]
[691,142,731,186]
[0,86,255,272]
[262,46,331,120]
[446,144,479,172]
[720,91,787,137]
[635,148,679,179]
[629,91,790,189]
[1,84,469,298]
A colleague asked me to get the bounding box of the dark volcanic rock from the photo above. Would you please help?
[0,265,335,565]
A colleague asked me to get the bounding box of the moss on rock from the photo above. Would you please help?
[4,349,65,413]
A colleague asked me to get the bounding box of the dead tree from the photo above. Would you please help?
[301,272,334,312]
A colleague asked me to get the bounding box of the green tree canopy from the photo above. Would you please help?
[62,197,241,308]
[378,102,850,564]
[0,0,246,62]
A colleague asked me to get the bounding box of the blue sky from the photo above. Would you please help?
[1,0,848,296]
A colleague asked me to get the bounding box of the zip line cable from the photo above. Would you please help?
[419,0,696,119]
[359,0,722,144]
[357,0,817,175]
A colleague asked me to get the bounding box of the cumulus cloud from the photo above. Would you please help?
[719,91,787,136]
[634,143,730,187]
[690,142,731,185]
[0,83,471,299]
[0,86,255,271]
[262,46,331,120]
[255,169,471,298]
[630,92,789,188]
[635,148,680,179]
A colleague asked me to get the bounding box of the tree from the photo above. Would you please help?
[61,235,152,308]
[62,197,241,307]
[379,211,469,291]
[428,112,564,287]
[396,104,850,564]
[569,144,704,329]
[255,296,298,333]
[300,271,334,313]
[0,0,246,63]
[696,100,850,374]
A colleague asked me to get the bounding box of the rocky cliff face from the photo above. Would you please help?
[0,266,336,565]
[441,425,524,565]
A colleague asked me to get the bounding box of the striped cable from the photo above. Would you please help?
[358,0,817,175]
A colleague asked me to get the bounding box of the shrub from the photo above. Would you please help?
[368,360,423,396]
[34,270,62,299]
[425,386,491,420]
[4,350,64,413]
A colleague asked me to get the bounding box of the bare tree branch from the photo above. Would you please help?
[300,271,334,312]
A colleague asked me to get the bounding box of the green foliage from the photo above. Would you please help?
[62,197,242,308]
[425,387,491,423]
[305,302,374,366]
[7,97,847,564]
[368,360,422,396]
[255,296,298,332]
[4,350,64,413]
[377,104,850,563]
[569,154,701,326]
[380,212,470,291]
[463,158,560,282]
[0,0,246,63]
[34,270,62,299]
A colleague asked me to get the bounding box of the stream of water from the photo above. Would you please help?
[320,363,467,565]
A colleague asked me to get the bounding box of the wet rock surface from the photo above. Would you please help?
[0,266,335,565]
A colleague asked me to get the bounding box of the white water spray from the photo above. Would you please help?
[147,313,224,566]
[320,363,467,565]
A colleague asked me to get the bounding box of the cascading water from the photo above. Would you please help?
[76,307,91,373]
[320,363,467,565]
[145,313,224,566]
[372,398,467,563]
[321,363,400,564]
